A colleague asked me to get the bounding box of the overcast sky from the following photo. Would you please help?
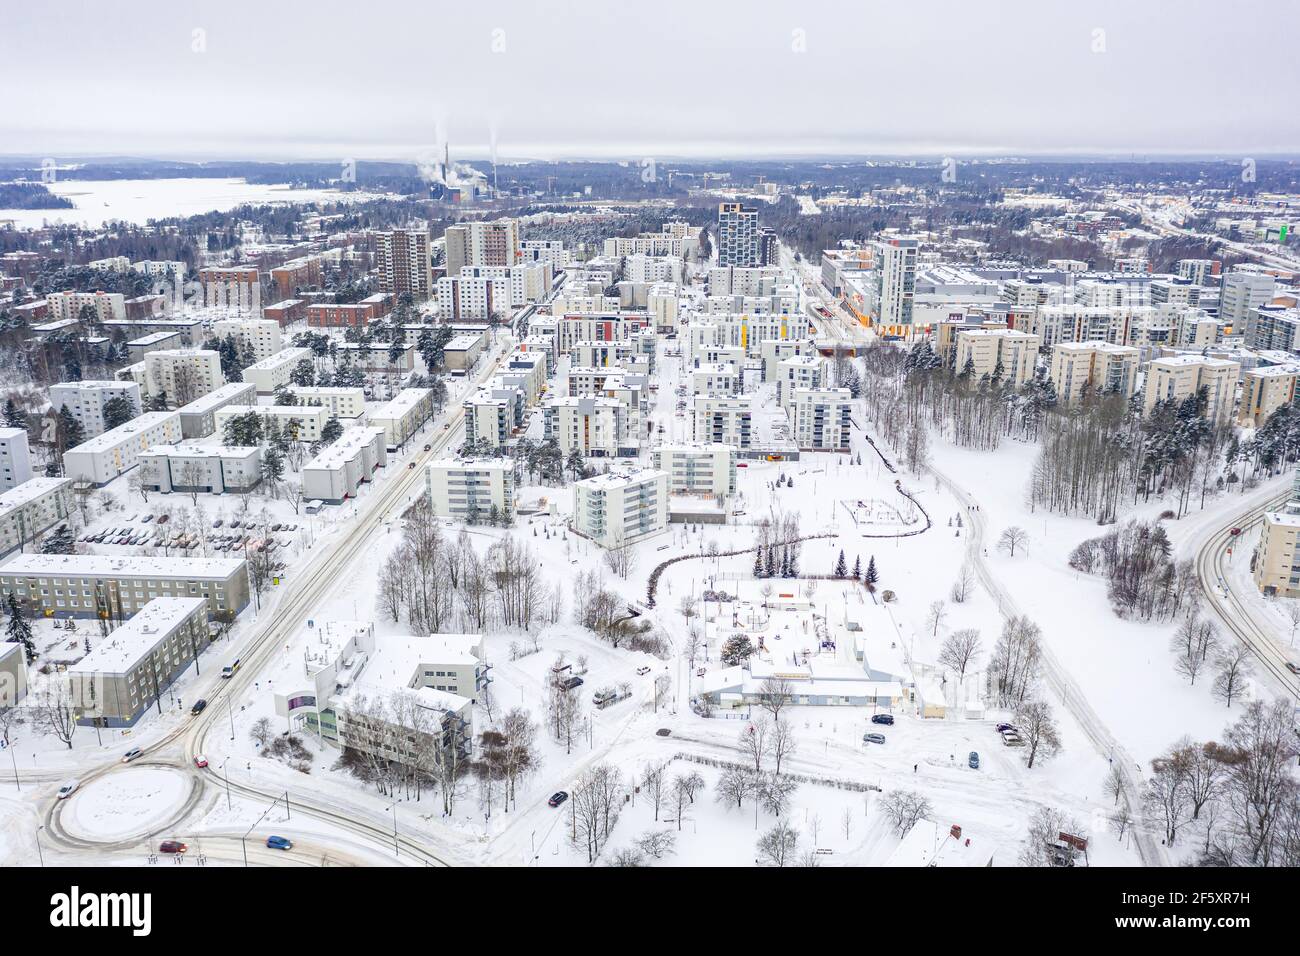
[2,0,1295,162]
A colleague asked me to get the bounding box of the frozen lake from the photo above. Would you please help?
[0,177,384,229]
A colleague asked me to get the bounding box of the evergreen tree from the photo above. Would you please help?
[2,398,27,430]
[289,358,316,387]
[101,394,136,430]
[720,634,755,666]
[40,524,76,555]
[853,555,862,580]
[764,546,776,577]
[753,549,765,578]
[5,592,35,664]
[56,405,84,452]
[866,556,879,589]
[834,549,847,578]
[320,415,344,444]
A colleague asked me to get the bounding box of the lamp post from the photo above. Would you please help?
[383,800,400,858]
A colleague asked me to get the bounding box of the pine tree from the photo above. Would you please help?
[40,524,76,555]
[2,398,27,430]
[834,549,847,579]
[764,546,776,577]
[853,555,862,580]
[866,556,879,590]
[753,549,765,578]
[5,592,35,664]
[780,547,790,577]
[320,415,344,444]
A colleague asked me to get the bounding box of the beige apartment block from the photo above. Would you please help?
[1142,355,1239,424]
[1238,364,1300,428]
[1048,342,1141,405]
[954,329,1040,388]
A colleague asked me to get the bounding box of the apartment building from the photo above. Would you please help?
[287,386,367,419]
[694,395,754,449]
[1048,342,1141,405]
[776,355,826,406]
[0,640,27,709]
[137,444,262,495]
[1253,470,1300,598]
[199,266,261,315]
[241,346,313,395]
[872,238,919,336]
[366,388,434,451]
[1246,304,1300,352]
[65,597,210,727]
[264,298,307,327]
[176,381,257,439]
[444,219,520,276]
[45,290,126,323]
[101,317,203,347]
[692,362,740,397]
[214,404,328,443]
[1221,272,1276,335]
[443,334,484,372]
[426,457,516,522]
[437,272,509,322]
[62,411,182,486]
[212,318,282,361]
[520,239,570,268]
[954,329,1041,388]
[790,388,853,452]
[268,255,324,300]
[0,428,33,493]
[556,312,652,352]
[572,469,669,548]
[335,342,416,374]
[1238,364,1300,428]
[1142,355,1240,424]
[1176,259,1220,286]
[0,477,74,558]
[543,396,625,457]
[459,262,553,306]
[143,349,224,406]
[301,427,387,503]
[306,295,394,329]
[651,443,736,500]
[0,553,249,620]
[718,202,761,267]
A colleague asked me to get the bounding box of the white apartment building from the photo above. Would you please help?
[176,382,257,439]
[463,390,516,449]
[543,396,625,457]
[1143,356,1240,424]
[694,395,754,448]
[437,273,510,322]
[0,428,33,493]
[214,404,328,443]
[49,380,142,439]
[790,388,853,451]
[954,329,1041,388]
[872,238,919,336]
[63,411,182,486]
[45,290,126,323]
[212,318,283,361]
[0,476,74,557]
[556,313,653,352]
[240,346,313,395]
[287,386,367,419]
[459,263,553,306]
[367,388,434,451]
[776,355,826,406]
[692,362,740,397]
[444,219,520,276]
[137,444,262,495]
[0,553,250,620]
[648,284,680,331]
[572,469,669,548]
[143,349,224,406]
[1048,342,1141,405]
[1222,273,1276,335]
[301,426,388,503]
[426,457,517,523]
[520,239,570,268]
[652,443,736,500]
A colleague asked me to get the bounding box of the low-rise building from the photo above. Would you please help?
[214,404,329,443]
[176,381,257,439]
[212,318,283,361]
[285,386,367,419]
[426,457,516,523]
[301,427,387,503]
[954,328,1040,388]
[62,411,182,486]
[572,469,668,548]
[142,348,225,406]
[1238,364,1300,428]
[443,334,483,372]
[0,477,75,557]
[544,396,625,457]
[366,388,433,450]
[137,444,262,495]
[240,346,313,395]
[65,597,210,727]
[694,395,753,448]
[0,640,27,710]
[0,427,33,493]
[0,553,249,620]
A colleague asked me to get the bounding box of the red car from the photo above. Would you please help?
[193,755,208,768]
[1229,527,1242,536]
[158,840,187,854]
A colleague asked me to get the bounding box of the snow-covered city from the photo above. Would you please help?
[0,0,1295,937]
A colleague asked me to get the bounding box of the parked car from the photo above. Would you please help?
[57,780,79,800]
[158,840,188,854]
[863,733,886,745]
[1286,661,1300,676]
[870,714,894,725]
[193,755,208,768]
[996,723,1016,733]
[561,676,583,690]
[656,728,671,737]
[968,751,980,769]
[423,444,432,452]
[122,747,143,763]
[271,524,282,532]
[265,835,293,851]
[156,514,168,524]
[1229,527,1242,536]
[635,665,651,676]
[213,519,223,528]
[548,791,568,808]
[696,667,706,677]
[191,698,207,715]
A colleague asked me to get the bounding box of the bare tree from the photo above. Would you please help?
[1144,750,1192,847]
[998,526,1028,557]
[938,628,981,690]
[1171,616,1219,685]
[634,829,677,860]
[770,716,798,777]
[1014,698,1062,769]
[641,762,669,822]
[757,677,794,721]
[36,682,78,749]
[756,820,799,867]
[950,562,976,603]
[1218,700,1300,865]
[925,600,947,637]
[1019,806,1084,866]
[738,716,771,774]
[671,771,706,831]
[879,789,932,836]
[1211,644,1252,707]
[603,542,635,580]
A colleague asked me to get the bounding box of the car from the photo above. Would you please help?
[193,755,208,768]
[1229,527,1242,536]
[57,780,79,800]
[968,751,980,769]
[995,723,1016,733]
[656,728,671,737]
[1286,662,1300,676]
[423,444,432,452]
[122,747,143,763]
[221,659,241,679]
[547,791,568,808]
[156,514,169,524]
[636,665,652,676]
[863,733,886,745]
[158,840,188,854]
[409,461,417,469]
[141,514,153,523]
[737,462,748,468]
[561,676,584,690]
[191,698,207,715]
[213,519,223,528]
[871,713,895,725]
[265,835,293,851]
[271,523,282,532]
[229,519,241,529]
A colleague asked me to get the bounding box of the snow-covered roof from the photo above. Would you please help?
[70,597,208,674]
[0,553,244,580]
[884,819,996,867]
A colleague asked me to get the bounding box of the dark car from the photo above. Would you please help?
[561,676,584,690]
[548,791,568,808]
[158,840,188,854]
[1229,527,1242,536]
[655,728,671,737]
[996,723,1016,733]
[1286,662,1300,676]
[863,733,886,745]
[871,713,894,725]
[265,835,293,851]
[968,751,980,769]
[191,698,207,715]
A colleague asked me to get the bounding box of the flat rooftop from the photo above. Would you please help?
[0,553,245,580]
[64,411,179,455]
[70,597,208,674]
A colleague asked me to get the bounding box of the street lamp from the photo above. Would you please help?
[383,800,400,858]
[35,824,45,867]
[218,757,233,810]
